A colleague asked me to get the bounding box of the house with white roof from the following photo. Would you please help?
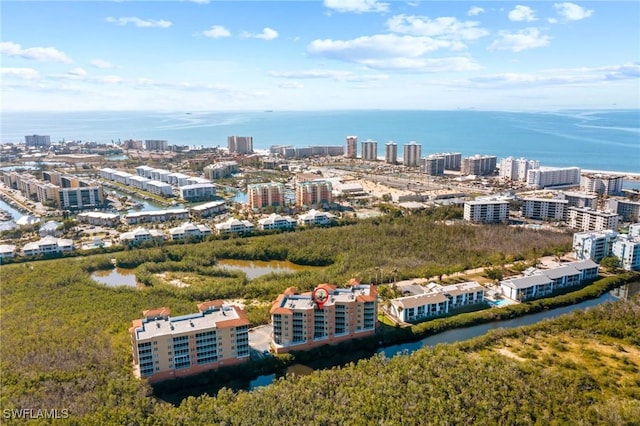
[258,213,297,231]
[21,236,74,257]
[168,222,212,241]
[120,227,165,245]
[297,209,336,226]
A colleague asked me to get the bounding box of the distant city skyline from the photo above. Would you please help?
[1,1,639,112]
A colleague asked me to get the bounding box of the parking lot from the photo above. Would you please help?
[248,324,273,356]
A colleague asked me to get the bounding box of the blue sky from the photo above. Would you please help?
[1,0,639,111]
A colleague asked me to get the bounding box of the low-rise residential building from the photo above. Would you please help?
[499,259,599,301]
[21,236,74,257]
[567,207,620,232]
[521,197,567,221]
[179,183,216,202]
[120,227,165,245]
[58,186,105,210]
[297,209,336,226]
[146,181,173,197]
[214,218,255,235]
[130,301,249,383]
[189,201,227,218]
[0,244,17,259]
[389,281,485,323]
[258,213,297,231]
[77,211,120,227]
[270,283,377,354]
[168,222,212,241]
[463,200,508,223]
[124,209,190,225]
[572,229,618,262]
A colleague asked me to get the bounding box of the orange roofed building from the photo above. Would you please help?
[129,301,250,383]
[270,282,378,354]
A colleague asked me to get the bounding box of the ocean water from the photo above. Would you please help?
[1,109,639,173]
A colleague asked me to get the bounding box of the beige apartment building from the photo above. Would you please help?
[129,301,250,383]
[248,182,286,210]
[270,283,378,354]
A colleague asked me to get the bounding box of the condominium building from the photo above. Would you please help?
[228,136,253,154]
[168,222,212,241]
[257,213,297,231]
[567,207,620,232]
[521,197,568,221]
[461,155,497,176]
[606,199,640,222]
[270,283,378,354]
[204,161,239,180]
[526,167,581,189]
[180,183,216,202]
[560,191,597,209]
[403,141,421,167]
[297,209,336,226]
[581,173,624,195]
[385,141,398,165]
[25,134,51,147]
[612,235,640,271]
[431,152,461,171]
[129,301,250,383]
[124,209,190,225]
[420,155,445,176]
[77,212,120,227]
[189,201,227,219]
[345,136,358,159]
[214,218,255,235]
[120,227,165,245]
[248,182,286,210]
[58,186,105,210]
[361,140,378,161]
[295,180,332,207]
[572,229,619,262]
[389,281,485,323]
[499,157,540,181]
[21,236,74,257]
[500,259,599,301]
[146,181,173,197]
[144,140,169,151]
[463,200,509,223]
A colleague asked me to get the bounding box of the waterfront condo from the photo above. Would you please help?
[270,283,378,354]
[129,301,250,383]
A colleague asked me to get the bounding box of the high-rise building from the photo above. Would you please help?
[612,235,640,271]
[129,301,250,383]
[247,182,286,209]
[572,229,618,262]
[385,141,397,164]
[144,140,169,151]
[581,173,624,195]
[461,155,497,176]
[360,139,378,161]
[403,141,422,167]
[526,167,581,189]
[567,207,620,232]
[521,198,568,221]
[430,152,462,171]
[463,200,509,223]
[421,155,445,176]
[270,283,378,354]
[25,135,51,148]
[499,157,540,181]
[228,136,253,154]
[295,180,333,207]
[345,136,358,158]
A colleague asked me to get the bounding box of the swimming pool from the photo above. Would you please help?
[488,299,511,307]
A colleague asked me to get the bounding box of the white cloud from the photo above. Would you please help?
[467,6,485,16]
[254,28,279,41]
[358,56,482,72]
[323,0,389,14]
[90,59,115,69]
[0,41,72,63]
[1,67,40,80]
[185,0,210,3]
[508,5,537,22]
[270,69,388,82]
[387,14,489,41]
[467,63,639,88]
[488,28,550,52]
[203,25,231,38]
[278,81,304,89]
[105,17,172,28]
[553,2,593,21]
[68,68,87,77]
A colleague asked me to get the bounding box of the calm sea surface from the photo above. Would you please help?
[1,109,639,172]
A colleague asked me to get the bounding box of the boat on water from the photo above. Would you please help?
[0,209,13,221]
